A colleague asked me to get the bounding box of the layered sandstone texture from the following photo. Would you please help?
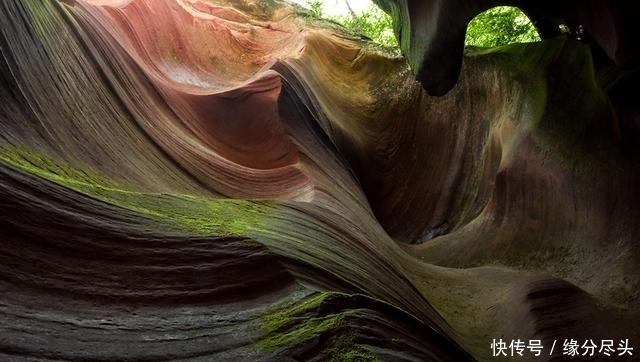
[0,1,638,361]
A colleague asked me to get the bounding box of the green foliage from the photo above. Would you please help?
[333,4,397,47]
[465,6,540,47]
[306,0,325,18]
[301,2,539,48]
[304,1,397,47]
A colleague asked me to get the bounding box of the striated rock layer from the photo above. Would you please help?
[0,1,638,361]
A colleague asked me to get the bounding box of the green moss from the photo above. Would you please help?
[329,334,380,362]
[257,292,339,351]
[21,0,54,40]
[258,313,346,351]
[257,292,351,351]
[261,292,332,332]
[256,292,379,361]
[0,147,270,236]
[0,148,125,187]
[20,0,74,45]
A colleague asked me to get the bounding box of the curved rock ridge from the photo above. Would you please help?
[0,1,638,361]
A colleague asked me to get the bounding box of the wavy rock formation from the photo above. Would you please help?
[0,0,638,361]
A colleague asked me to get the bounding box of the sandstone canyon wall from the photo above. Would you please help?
[0,1,638,361]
